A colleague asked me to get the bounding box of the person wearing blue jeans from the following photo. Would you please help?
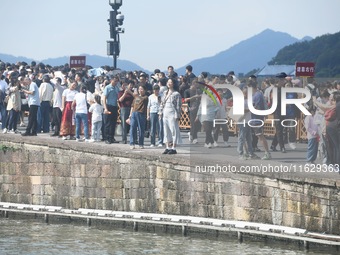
[147,85,162,147]
[75,113,89,141]
[305,107,319,164]
[72,85,89,142]
[129,85,148,149]
[237,124,254,159]
[0,102,7,130]
[118,81,134,144]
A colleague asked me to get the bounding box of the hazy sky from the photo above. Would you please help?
[1,0,340,71]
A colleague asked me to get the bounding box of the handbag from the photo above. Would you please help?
[325,107,336,122]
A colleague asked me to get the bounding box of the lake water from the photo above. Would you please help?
[0,218,337,255]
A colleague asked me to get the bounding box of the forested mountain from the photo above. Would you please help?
[176,29,306,75]
[268,31,340,77]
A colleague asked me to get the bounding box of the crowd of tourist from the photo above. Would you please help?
[0,60,339,166]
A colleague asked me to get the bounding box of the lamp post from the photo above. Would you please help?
[107,0,124,69]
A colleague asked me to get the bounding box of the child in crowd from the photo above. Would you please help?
[304,106,319,164]
[89,95,104,142]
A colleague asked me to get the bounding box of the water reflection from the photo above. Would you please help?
[0,218,336,255]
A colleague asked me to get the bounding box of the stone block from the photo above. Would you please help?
[86,178,98,188]
[41,176,55,185]
[56,185,71,197]
[70,186,84,197]
[236,195,252,208]
[83,187,97,198]
[30,176,41,185]
[85,164,102,178]
[44,185,55,196]
[28,163,44,176]
[84,198,97,209]
[156,166,167,179]
[287,200,301,214]
[123,179,141,189]
[96,188,106,198]
[16,183,32,194]
[32,185,43,195]
[106,188,123,199]
[71,178,86,187]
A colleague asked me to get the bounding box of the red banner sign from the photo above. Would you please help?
[295,62,315,77]
[70,56,86,69]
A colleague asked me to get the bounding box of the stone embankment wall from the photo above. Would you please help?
[1,139,340,234]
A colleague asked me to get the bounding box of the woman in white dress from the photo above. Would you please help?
[159,78,182,154]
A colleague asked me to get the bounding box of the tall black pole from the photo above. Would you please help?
[110,9,118,69]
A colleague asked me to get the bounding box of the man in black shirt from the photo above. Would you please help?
[184,80,201,144]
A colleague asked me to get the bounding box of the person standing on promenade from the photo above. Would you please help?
[183,79,201,144]
[21,77,40,136]
[248,79,272,160]
[102,75,120,144]
[213,88,230,147]
[72,85,90,142]
[88,95,104,142]
[304,106,319,164]
[185,65,196,84]
[270,72,287,153]
[0,73,8,130]
[4,74,21,134]
[60,80,78,140]
[159,78,182,154]
[138,73,153,96]
[50,77,65,137]
[147,84,162,147]
[235,88,259,159]
[196,92,218,148]
[118,80,134,144]
[38,75,54,133]
[129,85,148,149]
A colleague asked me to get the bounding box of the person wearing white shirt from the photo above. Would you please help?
[72,85,90,142]
[21,77,40,136]
[60,80,78,140]
[88,95,104,142]
[38,76,54,133]
[51,77,65,137]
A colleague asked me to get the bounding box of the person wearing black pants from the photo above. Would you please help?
[103,105,118,144]
[102,76,120,144]
[21,77,40,136]
[270,73,287,153]
[24,105,39,136]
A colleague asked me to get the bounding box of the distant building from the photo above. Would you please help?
[255,65,295,77]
